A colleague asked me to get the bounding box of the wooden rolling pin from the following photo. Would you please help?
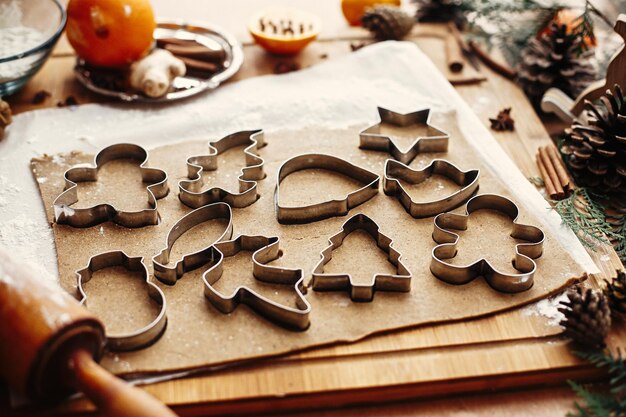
[0,249,177,417]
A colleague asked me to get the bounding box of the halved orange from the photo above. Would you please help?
[249,8,321,55]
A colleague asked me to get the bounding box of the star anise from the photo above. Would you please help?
[490,107,515,131]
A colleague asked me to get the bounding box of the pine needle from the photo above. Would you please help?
[552,188,620,251]
[528,176,545,186]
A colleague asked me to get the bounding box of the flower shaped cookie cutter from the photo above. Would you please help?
[53,143,169,228]
[431,194,545,293]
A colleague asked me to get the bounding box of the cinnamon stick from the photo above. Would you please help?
[445,22,464,73]
[538,147,564,199]
[468,40,517,80]
[163,44,226,62]
[537,152,559,199]
[545,145,571,191]
[178,56,220,73]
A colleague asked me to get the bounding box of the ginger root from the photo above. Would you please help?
[129,49,186,98]
[0,98,12,140]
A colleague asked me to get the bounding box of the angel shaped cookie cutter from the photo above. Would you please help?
[76,251,167,351]
[383,159,480,218]
[312,213,412,301]
[431,194,545,293]
[53,143,169,228]
[179,130,266,209]
[202,235,311,330]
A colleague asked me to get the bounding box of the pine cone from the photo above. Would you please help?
[361,6,414,41]
[0,98,11,140]
[605,270,626,316]
[559,286,611,348]
[561,84,626,193]
[413,0,466,27]
[517,23,597,105]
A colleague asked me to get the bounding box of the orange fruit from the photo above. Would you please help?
[341,0,401,26]
[539,9,597,48]
[249,8,321,55]
[66,0,156,68]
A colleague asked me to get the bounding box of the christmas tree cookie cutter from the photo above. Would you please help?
[359,107,449,164]
[202,235,311,330]
[179,130,266,209]
[431,194,545,293]
[275,154,380,224]
[153,202,234,285]
[312,213,411,302]
[53,143,169,228]
[383,159,480,218]
[76,251,167,351]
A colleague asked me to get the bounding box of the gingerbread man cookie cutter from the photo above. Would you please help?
[431,194,545,293]
[312,213,411,302]
[153,202,234,285]
[76,251,167,351]
[359,107,449,164]
[179,130,266,209]
[53,143,169,228]
[202,235,311,330]
[383,159,480,218]
[275,154,380,224]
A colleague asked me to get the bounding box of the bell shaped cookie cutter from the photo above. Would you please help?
[202,235,311,330]
[312,213,411,301]
[179,130,266,209]
[359,107,449,165]
[275,154,380,224]
[76,251,167,351]
[53,143,169,228]
[431,194,545,293]
[153,202,234,285]
[383,159,480,218]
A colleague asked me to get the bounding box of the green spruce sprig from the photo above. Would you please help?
[567,350,626,417]
[552,188,620,251]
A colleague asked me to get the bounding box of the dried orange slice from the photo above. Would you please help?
[248,8,321,55]
[66,0,156,68]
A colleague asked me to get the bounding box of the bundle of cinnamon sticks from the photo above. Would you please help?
[156,38,226,75]
[536,145,572,200]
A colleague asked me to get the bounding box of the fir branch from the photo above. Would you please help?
[552,188,620,251]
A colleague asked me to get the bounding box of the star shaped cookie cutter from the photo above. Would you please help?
[383,159,480,218]
[359,107,449,165]
[312,213,412,302]
[179,130,266,209]
[275,154,380,224]
[53,143,169,228]
[76,251,167,351]
[431,194,545,293]
[153,202,234,285]
[202,235,311,330]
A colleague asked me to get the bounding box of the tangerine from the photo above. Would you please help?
[66,0,156,68]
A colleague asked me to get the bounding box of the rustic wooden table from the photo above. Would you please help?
[4,1,624,416]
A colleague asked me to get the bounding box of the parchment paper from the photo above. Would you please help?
[32,110,587,375]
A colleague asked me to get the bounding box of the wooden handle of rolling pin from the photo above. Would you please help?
[445,22,464,73]
[67,350,177,417]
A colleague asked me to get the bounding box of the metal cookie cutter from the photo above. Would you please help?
[359,107,449,165]
[76,251,167,351]
[153,202,234,285]
[312,213,411,302]
[179,130,266,209]
[275,154,380,224]
[431,194,545,293]
[53,143,169,228]
[202,235,311,330]
[383,159,480,218]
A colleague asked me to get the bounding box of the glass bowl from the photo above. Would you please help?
[0,0,66,96]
